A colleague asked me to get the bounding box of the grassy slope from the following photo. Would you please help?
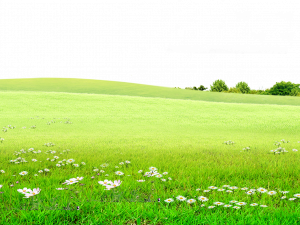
[1,80,300,223]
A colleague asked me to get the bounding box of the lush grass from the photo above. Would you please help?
[1,90,300,224]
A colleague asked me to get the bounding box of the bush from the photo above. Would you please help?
[222,87,240,93]
[269,81,300,96]
[290,84,300,96]
[235,82,250,94]
[198,85,208,91]
[227,87,242,93]
[210,79,229,92]
[290,88,299,96]
[249,89,269,95]
[253,88,271,95]
[249,90,258,94]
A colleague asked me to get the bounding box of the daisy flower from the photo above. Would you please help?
[176,196,186,201]
[56,188,65,190]
[164,198,174,203]
[217,189,225,191]
[229,200,238,203]
[226,190,233,193]
[208,186,218,190]
[187,199,196,204]
[19,171,28,176]
[260,205,268,207]
[292,149,298,152]
[168,177,172,180]
[229,186,238,190]
[93,169,99,172]
[233,206,240,209]
[56,164,61,167]
[198,196,209,202]
[289,198,296,201]
[257,188,267,193]
[293,194,300,198]
[223,185,230,188]
[280,191,289,194]
[268,191,277,195]
[138,170,143,173]
[161,179,166,182]
[214,202,224,206]
[65,179,78,185]
[32,159,37,162]
[98,180,113,186]
[54,156,59,159]
[44,169,50,172]
[250,203,258,206]
[223,205,232,207]
[156,174,163,178]
[125,161,130,164]
[196,188,201,191]
[281,196,287,199]
[246,191,255,195]
[241,187,248,190]
[203,190,210,193]
[162,172,168,175]
[119,162,124,165]
[149,167,157,171]
[208,206,215,209]
[81,162,86,165]
[17,187,31,194]
[73,164,79,167]
[115,171,124,176]
[67,159,75,163]
[236,202,247,206]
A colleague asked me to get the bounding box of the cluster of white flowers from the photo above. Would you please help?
[98,179,122,190]
[17,187,41,198]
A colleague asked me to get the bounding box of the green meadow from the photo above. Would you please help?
[0,78,300,224]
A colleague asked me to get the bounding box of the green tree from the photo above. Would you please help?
[235,81,250,94]
[269,81,300,96]
[210,79,229,92]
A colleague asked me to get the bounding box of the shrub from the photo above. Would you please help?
[269,81,300,96]
[198,85,208,91]
[290,88,299,96]
[249,90,258,94]
[210,79,229,92]
[256,88,271,95]
[290,84,300,96]
[227,87,242,93]
[235,82,250,94]
[222,87,241,93]
[249,89,269,95]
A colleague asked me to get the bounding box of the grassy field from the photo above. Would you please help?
[0,79,300,224]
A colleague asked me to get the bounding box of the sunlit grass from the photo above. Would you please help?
[0,90,300,224]
[0,121,300,223]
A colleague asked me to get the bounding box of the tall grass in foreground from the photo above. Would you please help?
[0,122,300,225]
